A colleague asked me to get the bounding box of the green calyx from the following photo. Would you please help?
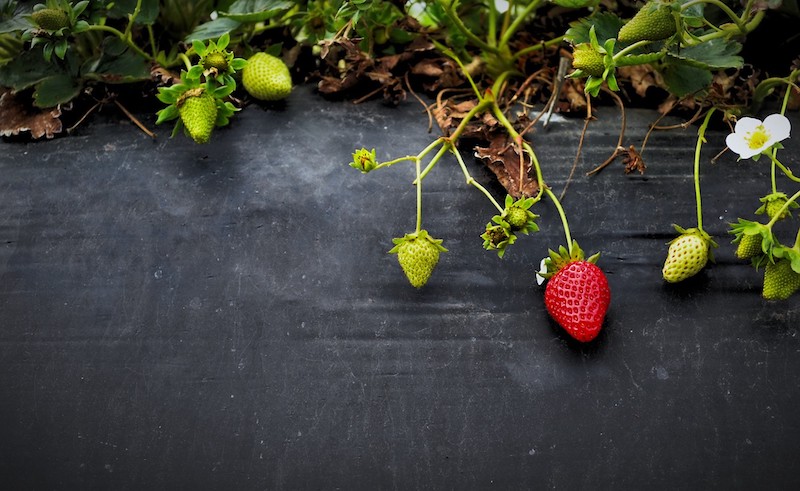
[388,229,448,254]
[481,195,539,258]
[670,224,718,254]
[729,219,777,267]
[155,73,238,143]
[350,148,378,173]
[755,192,798,221]
[189,33,248,86]
[539,240,599,280]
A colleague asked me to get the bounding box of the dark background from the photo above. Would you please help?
[1,85,799,490]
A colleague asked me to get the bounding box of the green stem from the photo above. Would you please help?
[544,187,573,253]
[511,36,564,61]
[766,190,800,228]
[417,145,449,183]
[694,108,717,231]
[613,40,654,60]
[488,0,498,48]
[441,0,497,54]
[451,145,504,212]
[681,0,746,31]
[124,0,144,38]
[177,52,193,71]
[498,0,542,49]
[766,154,800,184]
[85,24,152,61]
[448,99,492,142]
[147,25,157,58]
[415,152,423,233]
[691,11,764,45]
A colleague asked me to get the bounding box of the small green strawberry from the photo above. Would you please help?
[762,258,800,301]
[178,88,217,144]
[389,230,447,288]
[662,225,717,283]
[571,43,605,77]
[755,192,798,221]
[618,2,677,43]
[734,233,764,260]
[31,8,70,31]
[242,52,292,101]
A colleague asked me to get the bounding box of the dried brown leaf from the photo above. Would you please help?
[618,64,658,98]
[475,134,539,198]
[0,90,63,139]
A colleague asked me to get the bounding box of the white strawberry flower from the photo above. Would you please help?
[725,114,791,160]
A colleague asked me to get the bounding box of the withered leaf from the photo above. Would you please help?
[621,145,646,174]
[0,90,63,139]
[474,133,539,198]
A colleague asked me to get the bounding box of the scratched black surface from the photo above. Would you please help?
[1,85,799,490]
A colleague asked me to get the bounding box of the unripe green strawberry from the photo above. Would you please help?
[504,206,529,230]
[178,89,217,144]
[762,259,800,301]
[662,228,715,283]
[572,44,605,77]
[766,197,791,220]
[389,230,447,288]
[203,50,229,72]
[31,8,70,31]
[242,52,292,101]
[735,233,763,260]
[618,2,676,43]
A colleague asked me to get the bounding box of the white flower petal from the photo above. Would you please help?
[763,113,791,142]
[733,117,762,135]
[726,132,760,160]
[535,258,547,285]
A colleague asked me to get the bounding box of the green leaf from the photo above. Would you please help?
[565,12,625,46]
[677,0,705,27]
[219,0,294,22]
[667,38,743,69]
[33,73,82,107]
[107,0,159,25]
[660,60,712,97]
[156,104,179,124]
[192,39,207,57]
[0,47,63,90]
[81,38,150,84]
[551,0,600,7]
[185,17,242,43]
[54,38,68,59]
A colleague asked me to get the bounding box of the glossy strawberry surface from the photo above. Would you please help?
[544,260,610,342]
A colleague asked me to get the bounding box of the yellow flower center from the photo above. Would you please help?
[745,125,770,150]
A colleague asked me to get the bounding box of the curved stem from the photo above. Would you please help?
[124,0,144,38]
[85,24,152,61]
[498,0,542,49]
[694,108,716,231]
[767,154,800,183]
[451,145,504,212]
[511,36,564,61]
[681,0,746,31]
[691,11,764,45]
[613,40,654,60]
[766,190,800,228]
[177,52,193,71]
[442,0,497,54]
[544,187,573,253]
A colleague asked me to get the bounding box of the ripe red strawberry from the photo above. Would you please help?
[541,241,610,342]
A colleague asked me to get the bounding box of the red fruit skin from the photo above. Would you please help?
[544,261,611,342]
